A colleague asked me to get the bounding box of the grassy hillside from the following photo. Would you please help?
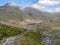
[0,23,27,40]
[0,23,44,45]
[14,27,44,45]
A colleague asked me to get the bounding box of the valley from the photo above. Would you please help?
[0,3,60,45]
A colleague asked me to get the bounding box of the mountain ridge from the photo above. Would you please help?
[0,3,60,27]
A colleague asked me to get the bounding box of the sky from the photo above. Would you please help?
[0,0,38,7]
[0,0,60,12]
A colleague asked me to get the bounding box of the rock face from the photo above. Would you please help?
[55,33,60,39]
[43,36,53,45]
[0,33,24,45]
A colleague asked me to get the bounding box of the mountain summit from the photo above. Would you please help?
[4,3,19,7]
[0,3,33,23]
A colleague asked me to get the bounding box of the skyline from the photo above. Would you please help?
[0,0,60,12]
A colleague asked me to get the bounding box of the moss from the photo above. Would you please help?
[20,30,44,45]
[0,23,27,40]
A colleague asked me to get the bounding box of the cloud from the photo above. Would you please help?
[44,7,60,12]
[39,0,60,6]
[31,0,60,11]
[54,7,60,12]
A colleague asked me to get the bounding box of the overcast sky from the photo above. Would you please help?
[0,0,60,12]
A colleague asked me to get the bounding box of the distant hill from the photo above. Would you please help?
[0,3,60,25]
[24,7,60,21]
[0,3,33,23]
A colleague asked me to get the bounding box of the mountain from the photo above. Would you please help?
[0,3,33,23]
[24,7,59,21]
[0,3,60,26]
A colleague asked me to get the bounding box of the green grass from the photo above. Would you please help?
[20,31,44,45]
[0,23,27,40]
